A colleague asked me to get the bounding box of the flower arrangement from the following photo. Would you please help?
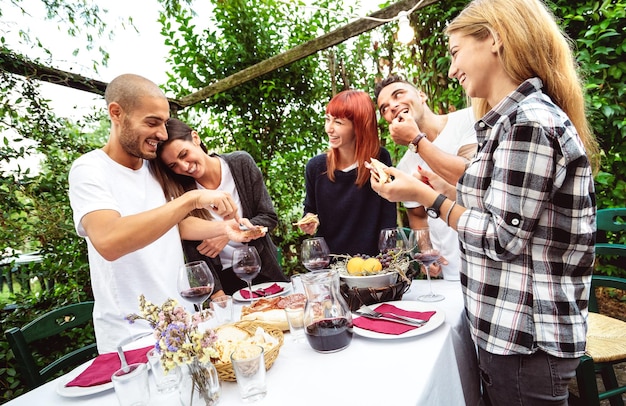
[126,295,220,405]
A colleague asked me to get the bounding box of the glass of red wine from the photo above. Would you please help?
[409,228,445,302]
[232,246,262,302]
[177,260,215,311]
[300,237,331,271]
[378,227,409,256]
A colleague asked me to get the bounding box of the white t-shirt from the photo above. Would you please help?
[397,108,476,281]
[196,157,244,269]
[69,149,186,353]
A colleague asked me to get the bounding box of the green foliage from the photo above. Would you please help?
[1,0,625,402]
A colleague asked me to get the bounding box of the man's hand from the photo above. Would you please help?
[389,111,421,146]
[194,190,239,221]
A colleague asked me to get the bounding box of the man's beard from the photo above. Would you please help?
[119,118,156,160]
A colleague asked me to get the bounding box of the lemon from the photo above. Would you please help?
[363,257,383,274]
[346,257,365,275]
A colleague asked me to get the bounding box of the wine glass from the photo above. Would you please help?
[409,228,445,302]
[232,246,262,301]
[378,227,409,256]
[177,261,215,311]
[300,237,331,271]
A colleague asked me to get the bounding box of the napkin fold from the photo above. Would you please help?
[353,303,436,335]
[65,345,153,387]
[240,283,283,299]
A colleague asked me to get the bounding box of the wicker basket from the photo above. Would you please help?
[213,320,284,382]
[340,266,418,311]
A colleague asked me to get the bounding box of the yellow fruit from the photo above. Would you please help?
[346,257,365,275]
[363,258,383,273]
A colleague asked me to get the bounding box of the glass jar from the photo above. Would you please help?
[301,269,353,353]
[179,358,221,406]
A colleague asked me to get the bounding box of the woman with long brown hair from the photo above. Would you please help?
[299,89,397,256]
[151,118,287,296]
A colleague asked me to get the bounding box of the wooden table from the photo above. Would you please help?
[6,279,480,406]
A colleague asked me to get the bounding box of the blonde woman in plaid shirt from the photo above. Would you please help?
[370,0,600,404]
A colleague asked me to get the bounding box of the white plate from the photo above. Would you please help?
[351,301,445,340]
[233,281,292,302]
[56,359,114,397]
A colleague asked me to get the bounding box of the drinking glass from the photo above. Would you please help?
[409,228,444,302]
[232,246,262,302]
[177,261,214,311]
[378,227,409,255]
[300,237,331,271]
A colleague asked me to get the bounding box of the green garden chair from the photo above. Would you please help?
[571,208,626,406]
[5,301,98,390]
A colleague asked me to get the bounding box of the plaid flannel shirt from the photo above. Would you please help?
[457,77,596,358]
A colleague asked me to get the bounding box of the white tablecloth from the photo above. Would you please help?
[6,280,479,406]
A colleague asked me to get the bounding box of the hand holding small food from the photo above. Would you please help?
[195,190,239,221]
[389,111,421,146]
[370,165,430,203]
[294,213,319,235]
[224,219,267,243]
[365,158,392,184]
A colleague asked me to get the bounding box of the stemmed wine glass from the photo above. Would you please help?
[232,246,262,301]
[177,260,215,311]
[409,228,445,302]
[300,237,331,271]
[378,227,409,255]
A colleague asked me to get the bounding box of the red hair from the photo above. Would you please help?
[325,90,381,187]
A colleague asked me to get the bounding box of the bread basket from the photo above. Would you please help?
[213,320,284,382]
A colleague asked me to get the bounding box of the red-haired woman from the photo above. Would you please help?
[298,90,397,257]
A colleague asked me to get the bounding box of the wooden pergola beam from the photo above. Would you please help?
[170,0,436,110]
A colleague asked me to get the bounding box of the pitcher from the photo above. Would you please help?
[300,269,353,353]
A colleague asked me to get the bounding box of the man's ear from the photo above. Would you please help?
[109,102,123,124]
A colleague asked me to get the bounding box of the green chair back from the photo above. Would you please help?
[5,301,98,390]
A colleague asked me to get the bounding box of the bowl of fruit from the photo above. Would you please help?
[335,253,404,289]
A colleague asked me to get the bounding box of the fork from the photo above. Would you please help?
[357,305,427,324]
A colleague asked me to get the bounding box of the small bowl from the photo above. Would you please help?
[340,272,398,289]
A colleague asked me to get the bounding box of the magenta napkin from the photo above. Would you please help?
[240,283,284,299]
[65,345,153,387]
[353,303,436,335]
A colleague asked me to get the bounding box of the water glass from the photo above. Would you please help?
[111,363,150,406]
[146,348,181,394]
[284,305,305,343]
[230,345,267,402]
[210,295,234,325]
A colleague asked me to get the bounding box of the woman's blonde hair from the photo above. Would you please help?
[446,0,599,171]
[325,90,381,187]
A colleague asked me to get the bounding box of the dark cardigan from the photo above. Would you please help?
[183,151,287,294]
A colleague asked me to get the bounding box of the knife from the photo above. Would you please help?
[354,312,427,327]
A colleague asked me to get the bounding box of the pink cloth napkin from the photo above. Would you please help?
[353,303,436,335]
[240,283,284,299]
[65,345,153,387]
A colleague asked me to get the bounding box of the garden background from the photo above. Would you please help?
[1,0,625,402]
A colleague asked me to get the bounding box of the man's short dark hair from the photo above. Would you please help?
[374,74,414,100]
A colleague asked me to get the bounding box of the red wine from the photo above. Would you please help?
[180,286,213,304]
[305,318,352,352]
[303,258,330,271]
[233,265,260,282]
[414,253,439,267]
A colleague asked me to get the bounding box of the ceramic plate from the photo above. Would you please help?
[55,359,114,397]
[351,300,445,340]
[233,281,292,302]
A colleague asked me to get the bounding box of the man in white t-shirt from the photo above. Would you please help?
[69,74,258,353]
[375,75,477,280]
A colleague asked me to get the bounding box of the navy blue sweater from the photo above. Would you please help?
[303,147,398,257]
